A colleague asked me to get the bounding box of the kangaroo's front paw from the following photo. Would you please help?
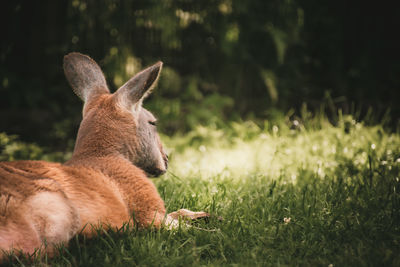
[167,209,210,221]
[163,209,209,230]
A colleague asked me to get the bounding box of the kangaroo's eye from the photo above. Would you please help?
[149,120,157,126]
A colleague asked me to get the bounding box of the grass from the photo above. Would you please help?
[2,114,400,266]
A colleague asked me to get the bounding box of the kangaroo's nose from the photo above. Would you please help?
[154,167,167,176]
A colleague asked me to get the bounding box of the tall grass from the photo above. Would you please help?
[2,113,400,266]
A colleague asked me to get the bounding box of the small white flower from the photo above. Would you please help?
[371,143,376,150]
[283,217,291,224]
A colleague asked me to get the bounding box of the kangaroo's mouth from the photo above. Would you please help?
[144,154,168,178]
[145,167,167,178]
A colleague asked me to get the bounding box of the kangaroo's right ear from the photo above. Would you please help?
[113,61,162,114]
[63,52,109,102]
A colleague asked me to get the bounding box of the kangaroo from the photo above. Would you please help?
[0,52,208,261]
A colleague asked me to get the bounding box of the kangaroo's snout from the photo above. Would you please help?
[150,167,166,177]
[146,152,168,177]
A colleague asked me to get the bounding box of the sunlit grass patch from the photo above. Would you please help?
[164,118,400,182]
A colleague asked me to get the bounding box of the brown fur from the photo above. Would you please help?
[0,53,207,262]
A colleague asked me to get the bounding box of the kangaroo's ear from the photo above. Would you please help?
[114,61,162,112]
[63,52,109,102]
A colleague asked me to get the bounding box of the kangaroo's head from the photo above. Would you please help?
[63,52,168,177]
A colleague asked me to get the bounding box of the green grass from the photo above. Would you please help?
[2,115,400,266]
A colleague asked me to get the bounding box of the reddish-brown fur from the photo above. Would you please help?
[0,53,207,262]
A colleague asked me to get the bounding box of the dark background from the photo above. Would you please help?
[1,0,399,150]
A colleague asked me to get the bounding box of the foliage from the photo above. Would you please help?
[0,132,44,161]
[2,113,400,266]
[1,0,399,147]
[0,132,71,162]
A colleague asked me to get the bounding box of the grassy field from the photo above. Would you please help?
[2,114,400,266]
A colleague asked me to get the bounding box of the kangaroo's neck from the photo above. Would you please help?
[66,154,141,177]
[65,155,157,213]
[69,97,139,163]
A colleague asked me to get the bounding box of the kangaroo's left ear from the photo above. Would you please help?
[114,61,162,112]
[63,52,109,102]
